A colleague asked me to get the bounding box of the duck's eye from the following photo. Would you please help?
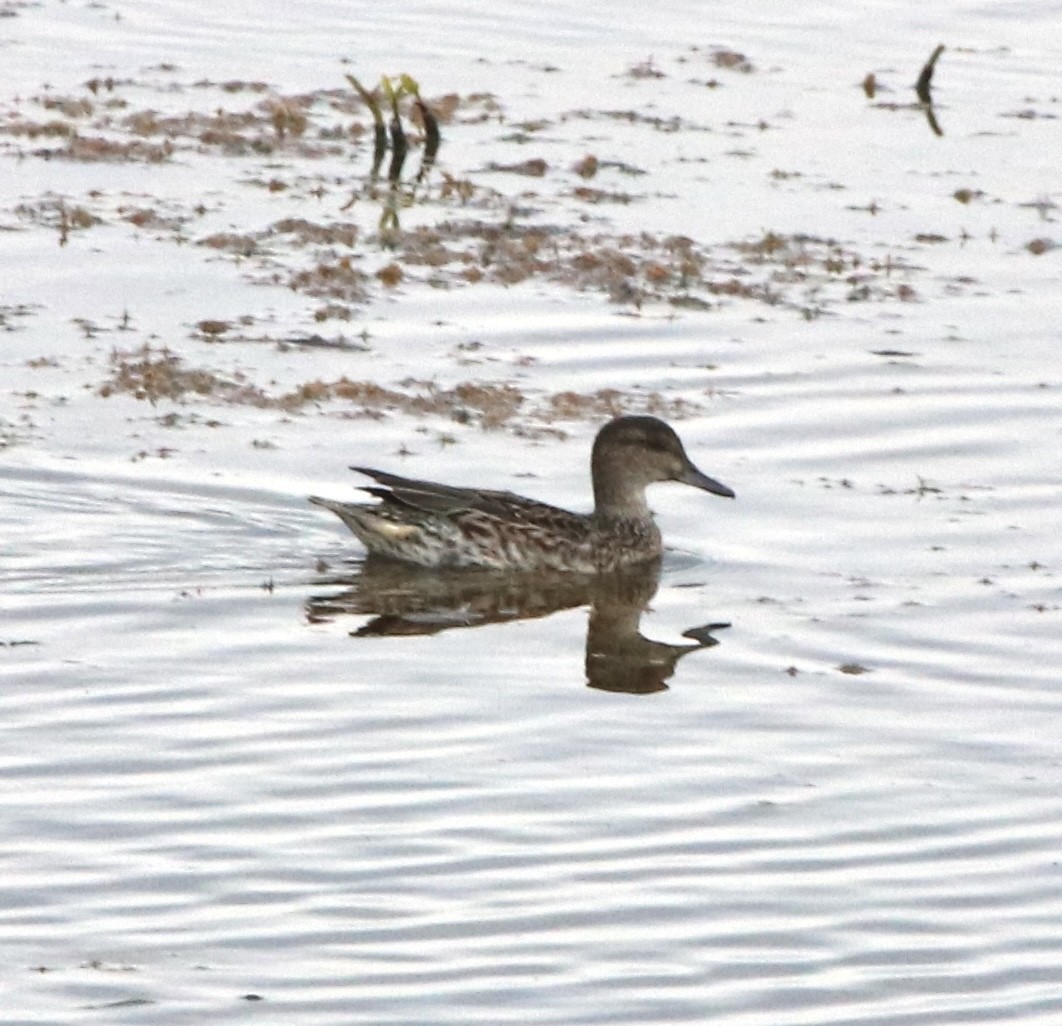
[643,435,674,454]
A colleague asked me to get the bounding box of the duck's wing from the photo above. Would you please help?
[352,466,583,529]
[353,467,486,515]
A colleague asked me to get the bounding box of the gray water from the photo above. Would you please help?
[2,1,1061,1022]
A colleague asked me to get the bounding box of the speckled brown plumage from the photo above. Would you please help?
[310,415,734,572]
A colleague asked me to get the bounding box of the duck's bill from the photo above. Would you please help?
[682,465,735,499]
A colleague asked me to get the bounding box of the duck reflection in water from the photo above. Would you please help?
[305,556,729,694]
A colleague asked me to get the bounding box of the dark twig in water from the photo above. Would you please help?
[346,74,387,176]
[416,99,440,160]
[915,44,944,104]
[384,81,408,184]
[923,103,943,137]
[413,98,440,185]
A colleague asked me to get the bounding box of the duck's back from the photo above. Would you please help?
[323,468,597,571]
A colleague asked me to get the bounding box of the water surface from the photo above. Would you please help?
[2,2,1061,1023]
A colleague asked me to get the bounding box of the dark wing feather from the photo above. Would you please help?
[352,466,585,528]
[353,466,497,515]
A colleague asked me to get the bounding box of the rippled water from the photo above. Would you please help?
[2,1,1061,1022]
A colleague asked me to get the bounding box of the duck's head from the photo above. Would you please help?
[591,415,734,515]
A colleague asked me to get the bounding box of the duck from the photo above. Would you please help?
[309,414,733,573]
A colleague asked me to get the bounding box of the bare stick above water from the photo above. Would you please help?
[915,44,945,104]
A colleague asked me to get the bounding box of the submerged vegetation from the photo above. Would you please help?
[98,344,701,433]
[3,44,1044,436]
[0,61,935,333]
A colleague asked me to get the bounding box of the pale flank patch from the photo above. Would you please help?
[371,520,421,540]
